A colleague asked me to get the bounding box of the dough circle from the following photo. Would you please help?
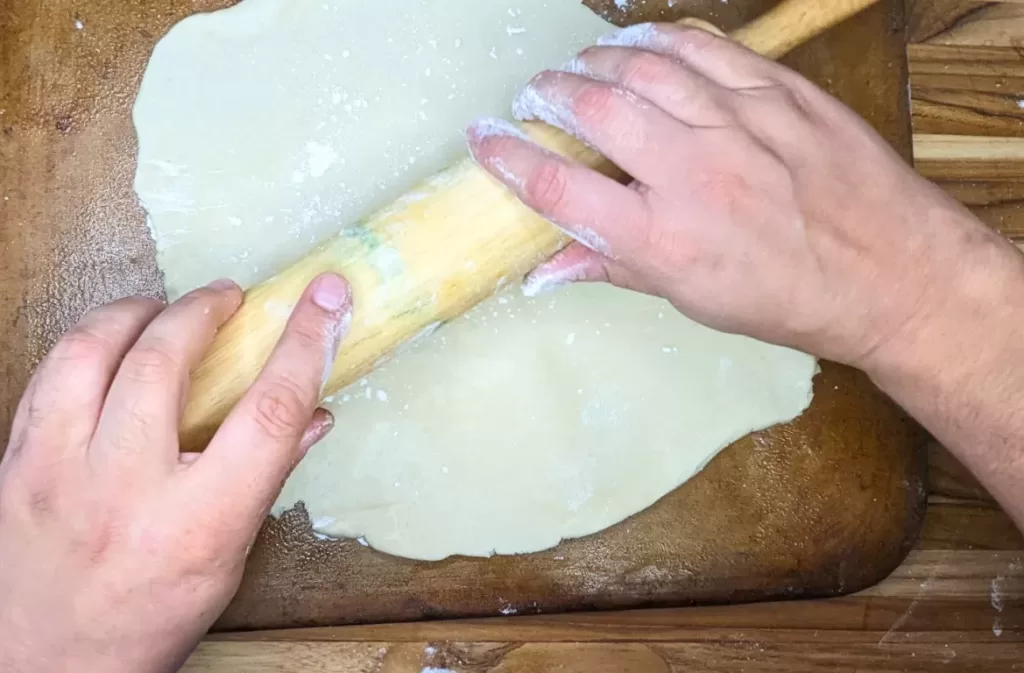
[134,0,818,561]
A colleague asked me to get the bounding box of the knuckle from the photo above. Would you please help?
[0,462,59,522]
[250,378,311,441]
[571,82,619,126]
[70,521,118,566]
[677,26,720,56]
[288,319,331,356]
[524,159,571,216]
[619,51,670,89]
[698,168,753,208]
[120,339,180,386]
[108,401,159,452]
[755,83,810,115]
[49,326,113,366]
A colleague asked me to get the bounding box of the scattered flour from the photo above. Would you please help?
[597,22,658,48]
[991,575,1006,613]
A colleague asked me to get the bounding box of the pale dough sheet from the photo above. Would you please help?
[134,0,818,561]
[134,0,616,298]
[278,285,816,560]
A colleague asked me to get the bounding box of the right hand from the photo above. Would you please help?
[468,23,1015,370]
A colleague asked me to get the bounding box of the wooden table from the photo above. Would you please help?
[180,1,1024,669]
[181,443,1023,671]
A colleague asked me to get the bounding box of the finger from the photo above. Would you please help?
[188,273,352,530]
[521,241,656,300]
[176,409,334,467]
[597,23,780,91]
[8,297,165,460]
[512,69,693,188]
[521,243,610,297]
[468,117,651,260]
[92,279,243,471]
[565,46,730,128]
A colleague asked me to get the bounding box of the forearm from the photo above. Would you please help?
[866,223,1024,529]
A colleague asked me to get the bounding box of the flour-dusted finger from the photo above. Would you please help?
[522,240,663,301]
[566,46,731,129]
[598,23,781,91]
[92,280,243,473]
[468,117,651,260]
[512,70,695,190]
[189,273,352,534]
[521,243,610,297]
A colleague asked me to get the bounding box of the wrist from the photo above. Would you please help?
[862,217,1024,394]
[0,620,194,673]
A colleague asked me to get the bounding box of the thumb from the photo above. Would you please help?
[183,273,352,534]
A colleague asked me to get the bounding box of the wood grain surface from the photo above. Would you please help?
[218,0,925,631]
[908,0,1024,238]
[191,2,1024,666]
[179,445,1024,671]
[2,0,1020,669]
[0,0,927,635]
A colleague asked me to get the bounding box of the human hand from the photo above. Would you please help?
[468,23,1011,370]
[0,273,352,673]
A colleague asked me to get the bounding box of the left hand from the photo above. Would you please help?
[0,273,352,673]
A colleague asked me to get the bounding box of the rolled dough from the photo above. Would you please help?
[134,0,818,561]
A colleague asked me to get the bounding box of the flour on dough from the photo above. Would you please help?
[134,0,818,561]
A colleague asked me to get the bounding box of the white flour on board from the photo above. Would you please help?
[133,0,817,561]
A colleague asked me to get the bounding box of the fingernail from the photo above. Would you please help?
[522,258,593,298]
[311,273,350,312]
[596,23,658,48]
[299,409,335,455]
[207,278,239,292]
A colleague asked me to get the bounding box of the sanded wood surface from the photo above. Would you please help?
[908,0,1024,237]
[194,463,1024,671]
[0,0,927,635]
[178,443,1024,671]
[184,1,1024,668]
[219,0,925,631]
[10,0,1021,669]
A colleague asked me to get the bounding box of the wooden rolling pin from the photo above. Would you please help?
[179,0,882,451]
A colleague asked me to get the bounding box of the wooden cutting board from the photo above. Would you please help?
[0,0,926,631]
